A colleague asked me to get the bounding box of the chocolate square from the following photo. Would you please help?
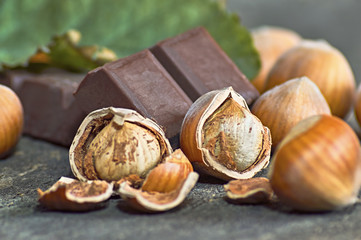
[74,49,192,138]
[150,27,259,104]
[1,68,86,146]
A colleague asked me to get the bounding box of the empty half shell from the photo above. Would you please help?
[224,177,274,204]
[118,149,199,212]
[37,177,113,211]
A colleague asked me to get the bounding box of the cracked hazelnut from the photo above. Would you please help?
[180,87,271,180]
[69,107,172,182]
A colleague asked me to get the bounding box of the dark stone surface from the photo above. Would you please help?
[1,137,361,240]
[2,1,361,239]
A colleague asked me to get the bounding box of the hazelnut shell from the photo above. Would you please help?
[251,76,331,149]
[69,107,172,182]
[268,114,361,212]
[0,85,24,158]
[180,87,271,180]
[251,26,301,93]
[264,40,355,118]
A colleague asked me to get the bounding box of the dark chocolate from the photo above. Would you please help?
[74,49,192,138]
[151,27,259,104]
[1,68,86,146]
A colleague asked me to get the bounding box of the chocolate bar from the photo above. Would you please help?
[74,49,192,138]
[1,68,86,146]
[151,27,259,104]
[1,27,258,147]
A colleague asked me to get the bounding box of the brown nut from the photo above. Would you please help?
[69,107,172,182]
[37,177,113,212]
[264,40,356,118]
[180,87,271,181]
[0,85,24,158]
[268,114,361,212]
[118,149,198,212]
[251,76,331,149]
[251,26,301,93]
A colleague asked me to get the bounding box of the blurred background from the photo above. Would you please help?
[227,0,361,84]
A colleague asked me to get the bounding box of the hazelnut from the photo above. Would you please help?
[251,26,301,93]
[0,84,24,158]
[69,107,172,182]
[264,40,356,118]
[268,114,361,212]
[180,87,271,180]
[251,76,331,149]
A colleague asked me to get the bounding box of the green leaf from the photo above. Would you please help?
[0,0,260,79]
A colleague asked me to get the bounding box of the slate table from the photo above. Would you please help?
[1,1,361,239]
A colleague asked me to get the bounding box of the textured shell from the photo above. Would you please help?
[264,40,355,118]
[269,115,361,212]
[69,107,172,182]
[180,87,271,180]
[141,149,194,193]
[117,149,198,212]
[0,85,23,158]
[251,76,331,149]
[224,177,274,204]
[118,172,198,212]
[37,177,113,212]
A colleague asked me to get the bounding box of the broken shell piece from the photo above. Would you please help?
[69,107,172,182]
[180,87,271,181]
[118,149,199,212]
[37,177,113,211]
[224,177,274,204]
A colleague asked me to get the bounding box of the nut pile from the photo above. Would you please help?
[38,107,199,212]
[2,25,361,214]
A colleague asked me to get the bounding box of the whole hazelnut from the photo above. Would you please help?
[0,85,24,158]
[264,40,356,118]
[268,114,361,212]
[251,76,331,149]
[251,26,301,93]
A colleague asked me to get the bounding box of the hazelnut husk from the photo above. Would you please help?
[264,40,355,118]
[0,84,24,158]
[69,107,172,182]
[251,76,331,149]
[251,26,301,93]
[268,114,361,212]
[180,87,271,181]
